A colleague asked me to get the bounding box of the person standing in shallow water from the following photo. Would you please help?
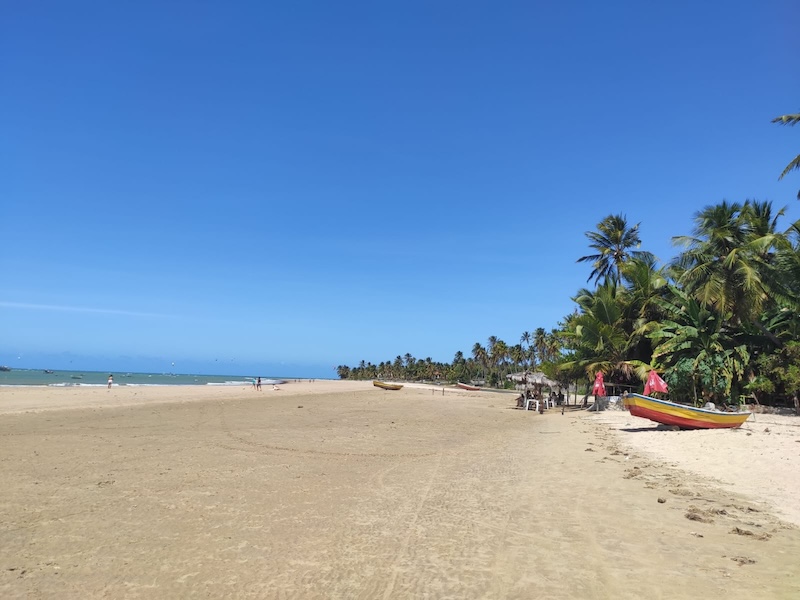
[107,374,113,389]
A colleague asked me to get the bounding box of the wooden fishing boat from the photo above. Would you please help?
[623,393,751,429]
[373,380,403,391]
[456,382,481,391]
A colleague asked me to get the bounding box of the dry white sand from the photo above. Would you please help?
[1,382,799,599]
[585,408,800,527]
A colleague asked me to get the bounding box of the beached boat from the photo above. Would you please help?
[623,393,751,429]
[456,382,481,391]
[373,380,403,391]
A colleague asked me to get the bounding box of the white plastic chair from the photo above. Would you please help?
[525,398,539,411]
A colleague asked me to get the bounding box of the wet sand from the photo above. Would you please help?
[1,382,799,598]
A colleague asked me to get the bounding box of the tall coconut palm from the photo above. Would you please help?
[774,218,800,306]
[650,285,749,404]
[486,336,499,384]
[533,328,548,366]
[772,112,800,199]
[491,339,509,384]
[423,357,434,380]
[672,200,789,327]
[562,281,649,382]
[544,329,562,364]
[520,331,532,368]
[620,256,668,318]
[393,355,404,378]
[577,214,654,285]
[617,255,670,362]
[472,343,488,382]
[510,344,525,371]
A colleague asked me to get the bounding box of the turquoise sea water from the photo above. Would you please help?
[0,368,289,387]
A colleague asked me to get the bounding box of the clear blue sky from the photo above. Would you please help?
[2,1,799,378]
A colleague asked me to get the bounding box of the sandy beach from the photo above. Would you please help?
[1,381,799,599]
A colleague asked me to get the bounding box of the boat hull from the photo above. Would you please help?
[373,380,403,391]
[623,393,750,429]
[456,382,481,391]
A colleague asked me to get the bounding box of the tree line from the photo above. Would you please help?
[335,328,562,389]
[338,111,800,413]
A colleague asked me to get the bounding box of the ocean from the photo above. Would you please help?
[0,368,289,387]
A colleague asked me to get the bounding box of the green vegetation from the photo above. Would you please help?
[336,328,562,391]
[772,111,800,200]
[339,116,800,414]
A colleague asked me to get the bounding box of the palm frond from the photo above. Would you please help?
[778,154,800,180]
[772,113,800,126]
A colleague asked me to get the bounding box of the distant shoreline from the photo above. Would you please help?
[0,367,330,387]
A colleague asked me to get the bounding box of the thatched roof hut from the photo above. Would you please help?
[507,371,559,390]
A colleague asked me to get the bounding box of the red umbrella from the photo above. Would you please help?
[643,370,668,395]
[592,371,606,397]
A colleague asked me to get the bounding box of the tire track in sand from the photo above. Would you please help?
[381,449,443,600]
[216,401,437,459]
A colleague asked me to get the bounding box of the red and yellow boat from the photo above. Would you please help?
[623,393,751,429]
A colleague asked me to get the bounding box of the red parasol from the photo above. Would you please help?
[643,370,668,395]
[592,371,606,397]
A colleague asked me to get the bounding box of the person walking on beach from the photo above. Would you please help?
[107,374,113,389]
[256,377,262,391]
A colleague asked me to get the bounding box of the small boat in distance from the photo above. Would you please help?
[373,380,403,391]
[71,375,83,380]
[43,370,54,374]
[456,382,481,391]
[623,393,751,429]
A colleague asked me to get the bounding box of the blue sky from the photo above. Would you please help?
[2,1,799,378]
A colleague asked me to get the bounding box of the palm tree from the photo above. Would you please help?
[520,331,531,368]
[577,214,654,285]
[486,336,499,385]
[471,343,488,382]
[450,351,466,383]
[561,281,649,382]
[616,255,670,363]
[393,355,404,378]
[545,329,562,364]
[650,286,749,404]
[620,256,668,317]
[672,200,790,328]
[772,112,800,199]
[533,328,548,367]
[492,340,509,384]
[510,344,524,372]
[423,357,434,380]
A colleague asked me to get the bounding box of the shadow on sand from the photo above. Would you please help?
[619,426,664,433]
